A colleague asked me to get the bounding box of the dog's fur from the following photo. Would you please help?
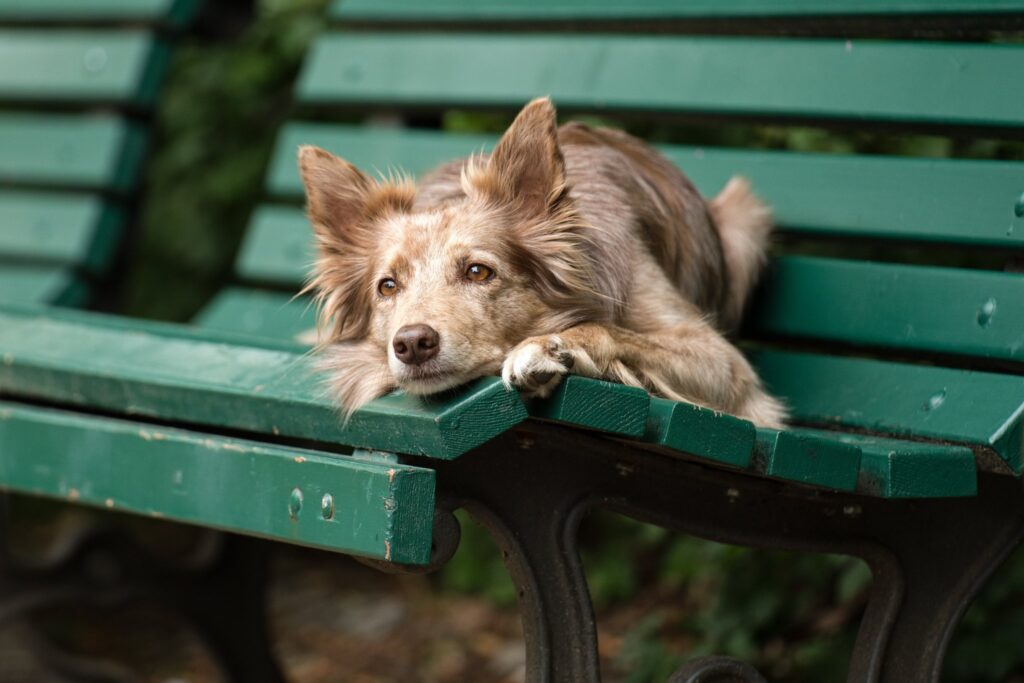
[298,98,787,427]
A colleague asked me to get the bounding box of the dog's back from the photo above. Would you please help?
[417,122,772,332]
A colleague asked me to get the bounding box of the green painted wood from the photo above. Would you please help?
[0,31,168,106]
[0,191,123,272]
[0,0,200,25]
[269,125,1024,249]
[0,266,86,306]
[333,0,1024,21]
[528,376,650,437]
[753,429,861,491]
[298,34,1024,129]
[0,401,435,563]
[643,397,755,468]
[194,287,315,341]
[0,114,146,192]
[751,256,1024,362]
[752,350,1024,473]
[236,206,315,285]
[798,429,977,498]
[0,307,527,460]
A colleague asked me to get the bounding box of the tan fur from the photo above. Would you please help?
[298,98,787,427]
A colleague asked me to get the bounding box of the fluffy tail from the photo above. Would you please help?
[708,176,774,331]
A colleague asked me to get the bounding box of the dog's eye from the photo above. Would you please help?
[465,264,494,282]
[378,278,398,297]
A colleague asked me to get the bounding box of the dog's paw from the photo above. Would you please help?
[501,335,576,397]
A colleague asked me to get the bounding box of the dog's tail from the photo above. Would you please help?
[708,176,774,331]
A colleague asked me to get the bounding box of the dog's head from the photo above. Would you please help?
[299,98,601,410]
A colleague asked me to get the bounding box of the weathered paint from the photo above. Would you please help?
[0,401,436,563]
[529,376,650,437]
[643,397,755,469]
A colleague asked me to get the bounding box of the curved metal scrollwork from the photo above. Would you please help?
[667,656,768,683]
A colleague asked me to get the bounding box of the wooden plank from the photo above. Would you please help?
[0,191,123,272]
[0,306,527,460]
[0,401,435,564]
[753,428,861,491]
[333,0,1024,21]
[268,124,1024,249]
[0,114,146,192]
[0,30,168,106]
[798,429,977,498]
[0,266,86,306]
[0,0,200,26]
[752,350,1024,473]
[236,206,315,285]
[298,33,1024,129]
[751,256,1024,362]
[193,287,315,341]
[528,376,650,437]
[642,397,756,469]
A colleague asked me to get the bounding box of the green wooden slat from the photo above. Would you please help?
[0,114,146,192]
[0,0,200,25]
[236,206,315,285]
[528,376,650,437]
[0,306,527,460]
[0,265,86,306]
[0,401,435,563]
[0,30,168,106]
[333,0,1024,21]
[269,125,1024,249]
[642,397,755,469]
[798,429,977,498]
[752,256,1024,362]
[298,33,1024,129]
[194,287,315,341]
[752,350,1024,473]
[0,191,123,272]
[753,428,861,491]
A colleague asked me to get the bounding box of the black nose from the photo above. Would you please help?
[392,324,440,366]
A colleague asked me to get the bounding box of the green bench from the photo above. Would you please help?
[0,0,198,307]
[2,1,1024,680]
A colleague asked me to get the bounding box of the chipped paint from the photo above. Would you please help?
[384,540,392,561]
[294,456,306,463]
[221,442,247,453]
[104,498,115,508]
[2,352,13,366]
[387,468,396,484]
[139,429,153,441]
[68,488,80,501]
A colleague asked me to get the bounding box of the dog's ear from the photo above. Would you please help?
[298,145,414,240]
[476,97,566,213]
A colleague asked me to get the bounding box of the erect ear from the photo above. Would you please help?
[476,97,566,214]
[297,145,414,240]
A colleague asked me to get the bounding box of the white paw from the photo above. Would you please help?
[501,335,575,397]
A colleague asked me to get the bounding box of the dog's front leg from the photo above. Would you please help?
[502,322,786,427]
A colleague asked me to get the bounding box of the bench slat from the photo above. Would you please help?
[333,0,1024,21]
[269,125,1024,250]
[194,287,315,340]
[529,376,650,437]
[753,350,1024,472]
[0,266,86,306]
[797,429,977,498]
[0,30,167,106]
[0,114,146,192]
[753,429,861,492]
[0,0,200,25]
[0,191,123,272]
[0,401,435,564]
[235,206,315,285]
[0,307,527,460]
[299,33,1024,130]
[752,256,1024,362]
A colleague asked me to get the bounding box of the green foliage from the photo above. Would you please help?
[120,0,329,321]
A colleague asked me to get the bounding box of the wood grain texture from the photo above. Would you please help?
[0,401,435,563]
[643,397,756,469]
[753,428,861,491]
[529,376,650,437]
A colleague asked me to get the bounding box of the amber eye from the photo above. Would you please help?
[465,264,494,282]
[378,278,398,297]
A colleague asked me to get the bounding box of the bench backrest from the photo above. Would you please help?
[0,0,198,307]
[192,1,1024,481]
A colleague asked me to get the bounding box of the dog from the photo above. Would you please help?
[298,97,787,428]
